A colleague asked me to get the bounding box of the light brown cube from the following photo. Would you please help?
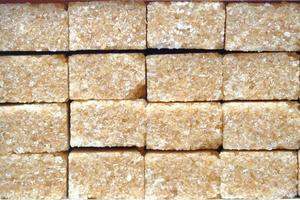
[226,3,300,51]
[0,103,68,154]
[0,55,68,103]
[0,153,67,199]
[146,103,222,150]
[69,54,145,100]
[69,150,144,199]
[223,102,300,150]
[69,1,146,50]
[147,2,225,49]
[145,152,220,200]
[71,100,146,147]
[221,151,298,199]
[147,54,223,102]
[223,53,300,100]
[0,3,68,51]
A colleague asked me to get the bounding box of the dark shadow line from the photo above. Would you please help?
[0,49,299,56]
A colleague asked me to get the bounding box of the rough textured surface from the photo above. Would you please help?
[226,3,300,51]
[147,54,223,102]
[69,150,144,200]
[220,151,297,199]
[147,2,225,49]
[299,151,300,196]
[146,103,222,150]
[0,103,68,154]
[0,3,68,51]
[0,153,67,200]
[69,1,146,50]
[69,54,145,100]
[223,102,300,150]
[223,53,300,100]
[0,55,68,103]
[71,100,146,147]
[145,152,220,200]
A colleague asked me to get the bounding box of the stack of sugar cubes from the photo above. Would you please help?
[0,1,299,199]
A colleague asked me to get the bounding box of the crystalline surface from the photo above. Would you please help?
[226,3,300,51]
[69,1,146,50]
[69,54,145,100]
[145,151,221,200]
[69,150,144,200]
[0,103,68,154]
[0,153,67,200]
[147,54,223,102]
[70,100,146,147]
[0,55,68,103]
[223,102,300,150]
[146,103,222,150]
[221,151,298,199]
[147,2,225,49]
[0,3,68,51]
[223,53,299,100]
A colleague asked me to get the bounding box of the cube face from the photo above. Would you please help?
[223,53,300,100]
[0,103,68,154]
[145,152,220,200]
[147,54,223,102]
[226,3,300,51]
[69,1,146,50]
[223,102,300,150]
[146,103,222,150]
[0,3,68,51]
[69,54,145,100]
[0,55,68,103]
[69,151,144,200]
[0,153,67,199]
[71,100,146,147]
[147,2,225,49]
[220,151,298,199]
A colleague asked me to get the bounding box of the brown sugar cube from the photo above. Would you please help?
[69,150,144,199]
[70,100,146,147]
[226,3,300,51]
[146,103,222,150]
[147,2,225,49]
[147,54,223,102]
[0,3,68,51]
[0,153,67,199]
[145,152,220,199]
[223,53,300,100]
[0,103,68,154]
[0,55,68,103]
[69,54,145,100]
[69,1,146,50]
[223,102,300,150]
[220,151,298,199]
